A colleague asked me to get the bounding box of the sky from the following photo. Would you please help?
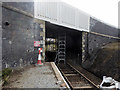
[62,0,119,28]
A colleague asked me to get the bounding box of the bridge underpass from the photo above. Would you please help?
[45,22,82,65]
[1,1,120,89]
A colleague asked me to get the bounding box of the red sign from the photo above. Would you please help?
[34,41,40,47]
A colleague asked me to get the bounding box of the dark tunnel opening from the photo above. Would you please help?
[45,22,82,65]
[66,30,82,65]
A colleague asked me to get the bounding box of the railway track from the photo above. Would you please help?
[57,63,99,89]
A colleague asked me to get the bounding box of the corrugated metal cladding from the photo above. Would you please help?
[34,0,90,32]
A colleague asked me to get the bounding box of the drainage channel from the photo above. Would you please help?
[57,63,98,89]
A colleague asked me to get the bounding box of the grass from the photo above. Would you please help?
[2,68,12,84]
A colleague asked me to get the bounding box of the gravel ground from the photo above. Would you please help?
[3,63,61,89]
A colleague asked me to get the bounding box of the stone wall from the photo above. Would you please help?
[0,2,2,71]
[82,17,120,81]
[2,2,45,69]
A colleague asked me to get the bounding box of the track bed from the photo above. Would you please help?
[57,63,97,89]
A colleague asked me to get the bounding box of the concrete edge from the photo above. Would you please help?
[50,62,70,89]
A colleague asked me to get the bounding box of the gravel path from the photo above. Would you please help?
[3,63,61,88]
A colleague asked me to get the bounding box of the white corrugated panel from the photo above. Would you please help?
[60,2,76,27]
[35,0,60,23]
[34,0,90,32]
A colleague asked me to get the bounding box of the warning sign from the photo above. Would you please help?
[34,41,40,47]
